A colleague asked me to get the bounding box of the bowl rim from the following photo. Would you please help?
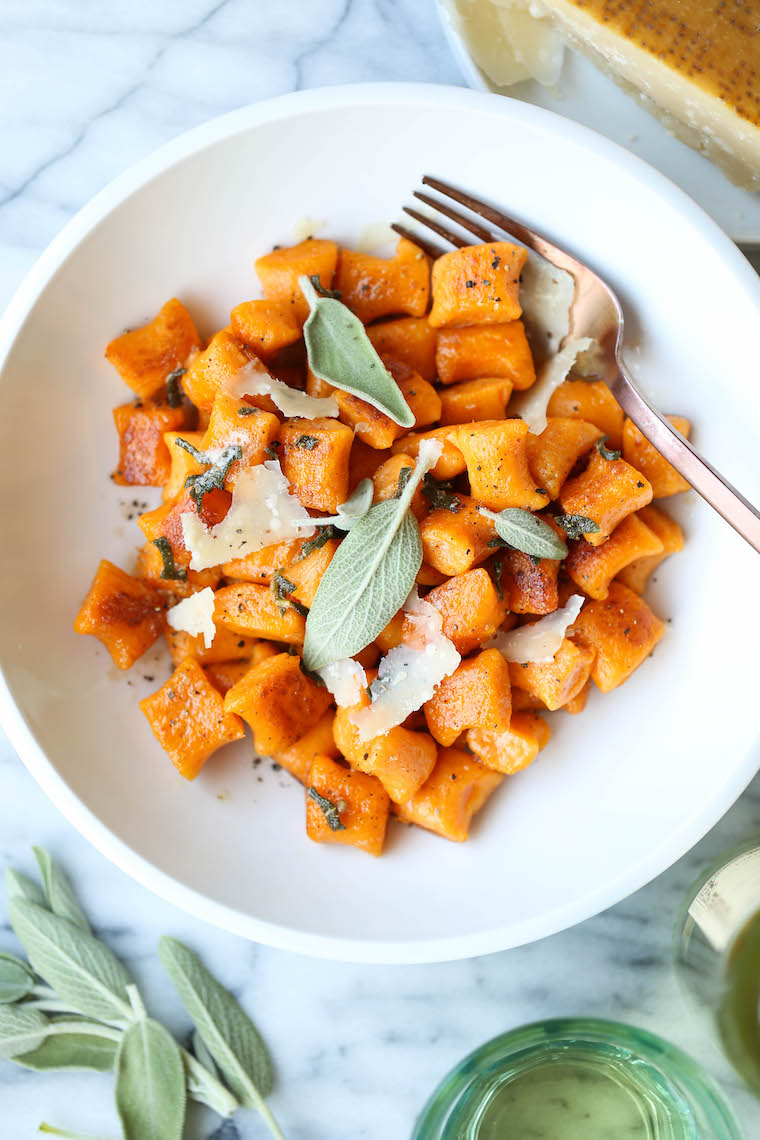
[0,82,758,964]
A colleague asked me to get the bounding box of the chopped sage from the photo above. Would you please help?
[422,473,460,513]
[294,435,320,450]
[174,439,242,508]
[237,406,258,417]
[271,572,296,601]
[264,441,281,460]
[307,788,346,831]
[152,537,187,581]
[300,275,414,428]
[595,435,622,461]
[478,507,568,560]
[394,467,413,498]
[165,367,186,408]
[554,513,601,539]
[270,571,297,616]
[490,557,504,602]
[308,274,341,300]
[290,599,309,619]
[295,525,338,561]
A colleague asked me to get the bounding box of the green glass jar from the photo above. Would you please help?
[412,1018,741,1140]
[675,838,760,1097]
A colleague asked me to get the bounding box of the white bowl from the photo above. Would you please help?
[0,84,758,964]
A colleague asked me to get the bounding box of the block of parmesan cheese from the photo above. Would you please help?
[446,0,760,189]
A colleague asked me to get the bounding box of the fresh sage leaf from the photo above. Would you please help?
[8,899,132,1025]
[14,1025,118,1072]
[0,952,34,1003]
[553,513,601,540]
[116,1013,186,1140]
[478,507,568,560]
[33,848,90,933]
[5,867,48,908]
[300,274,414,428]
[192,1027,220,1080]
[335,478,374,529]
[0,1003,49,1058]
[302,442,443,670]
[307,787,346,831]
[158,937,274,1113]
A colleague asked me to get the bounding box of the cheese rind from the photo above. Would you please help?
[450,0,760,189]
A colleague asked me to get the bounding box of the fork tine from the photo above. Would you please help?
[422,175,581,273]
[412,191,496,244]
[390,222,444,260]
[402,206,469,249]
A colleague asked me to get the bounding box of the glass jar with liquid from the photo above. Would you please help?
[675,837,760,1097]
[412,1018,741,1140]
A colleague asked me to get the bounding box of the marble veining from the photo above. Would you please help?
[0,1,758,1136]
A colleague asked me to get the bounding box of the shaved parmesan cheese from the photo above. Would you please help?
[356,222,398,257]
[416,437,444,468]
[181,460,315,572]
[519,250,575,365]
[319,658,368,707]
[488,594,585,664]
[166,587,216,649]
[442,0,564,89]
[292,216,326,243]
[350,590,460,741]
[510,337,593,436]
[225,360,339,419]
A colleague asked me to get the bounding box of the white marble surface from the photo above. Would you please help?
[0,2,759,1137]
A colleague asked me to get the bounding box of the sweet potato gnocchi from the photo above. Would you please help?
[76,232,689,855]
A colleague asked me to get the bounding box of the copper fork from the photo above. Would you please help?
[393,176,760,555]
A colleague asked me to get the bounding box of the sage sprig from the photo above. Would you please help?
[300,274,414,428]
[0,850,285,1140]
[158,938,282,1138]
[478,507,568,561]
[302,440,442,670]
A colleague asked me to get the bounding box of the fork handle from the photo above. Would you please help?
[611,362,760,555]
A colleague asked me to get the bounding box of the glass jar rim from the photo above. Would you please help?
[412,1017,742,1140]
